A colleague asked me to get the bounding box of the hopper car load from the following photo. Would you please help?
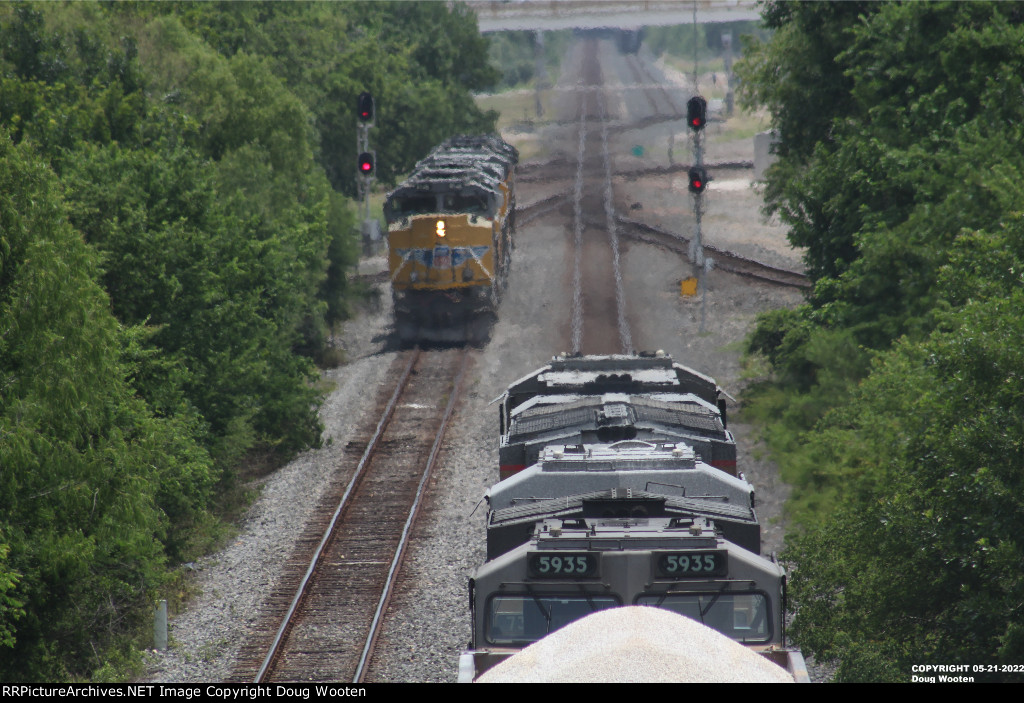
[384,134,518,344]
[475,606,801,683]
[498,352,736,480]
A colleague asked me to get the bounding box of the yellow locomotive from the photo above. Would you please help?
[384,135,518,344]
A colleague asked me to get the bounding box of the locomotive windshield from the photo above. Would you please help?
[442,193,489,215]
[635,592,771,643]
[387,193,492,217]
[486,594,620,645]
[390,195,437,216]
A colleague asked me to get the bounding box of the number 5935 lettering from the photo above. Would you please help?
[666,554,716,573]
[537,555,588,574]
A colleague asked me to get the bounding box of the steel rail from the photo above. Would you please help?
[625,53,685,117]
[516,189,573,225]
[570,78,588,354]
[612,215,810,289]
[624,54,662,115]
[597,83,633,354]
[253,349,421,683]
[353,348,471,682]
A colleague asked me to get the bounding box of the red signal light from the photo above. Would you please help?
[687,96,707,132]
[358,152,375,176]
[357,92,374,123]
[688,166,709,194]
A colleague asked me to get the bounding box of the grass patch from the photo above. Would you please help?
[475,87,557,132]
[717,109,771,142]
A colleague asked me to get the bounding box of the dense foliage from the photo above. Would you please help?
[0,131,208,680]
[162,1,498,195]
[736,1,1024,680]
[0,1,496,682]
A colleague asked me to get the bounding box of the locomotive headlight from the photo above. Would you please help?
[436,220,446,238]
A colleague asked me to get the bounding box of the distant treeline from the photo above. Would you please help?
[486,29,574,90]
[0,1,496,682]
[645,20,769,63]
[736,1,1024,681]
[483,21,767,93]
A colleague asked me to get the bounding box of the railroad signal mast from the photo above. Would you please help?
[357,91,380,253]
[686,95,711,331]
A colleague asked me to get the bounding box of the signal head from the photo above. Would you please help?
[686,96,707,132]
[688,166,709,194]
[358,151,375,177]
[357,92,375,123]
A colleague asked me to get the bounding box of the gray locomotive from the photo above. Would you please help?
[498,352,736,480]
[485,440,760,560]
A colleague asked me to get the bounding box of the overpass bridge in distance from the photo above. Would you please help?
[467,1,762,32]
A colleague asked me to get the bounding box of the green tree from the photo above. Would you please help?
[163,1,498,196]
[0,1,506,678]
[315,1,499,195]
[0,535,24,650]
[738,1,1024,294]
[735,1,878,281]
[0,131,212,680]
[787,289,1024,681]
[56,15,334,463]
[735,2,1024,677]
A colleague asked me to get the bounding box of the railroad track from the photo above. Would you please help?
[624,53,685,119]
[519,44,807,295]
[517,190,807,291]
[228,347,470,683]
[518,159,753,185]
[516,189,573,226]
[614,215,810,289]
[566,38,633,355]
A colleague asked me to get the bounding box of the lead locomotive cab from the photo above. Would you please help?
[384,135,518,345]
[460,515,809,682]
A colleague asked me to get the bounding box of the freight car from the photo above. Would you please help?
[497,352,736,480]
[384,135,518,344]
[459,513,808,682]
